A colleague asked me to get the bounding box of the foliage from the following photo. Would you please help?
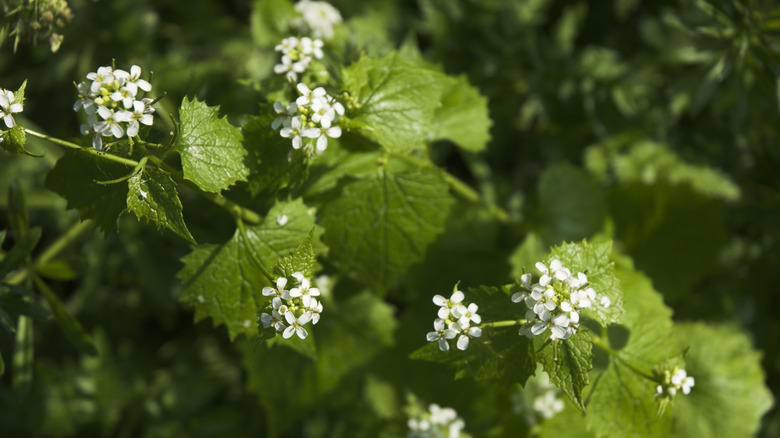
[0,0,778,437]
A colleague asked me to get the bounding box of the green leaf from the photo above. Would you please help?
[175,97,248,193]
[585,138,739,201]
[320,165,454,292]
[584,254,676,437]
[0,227,41,279]
[549,240,623,326]
[45,150,129,236]
[669,323,774,438]
[34,277,97,356]
[178,199,319,340]
[243,111,308,196]
[126,166,195,243]
[509,232,547,280]
[35,259,78,281]
[538,164,607,244]
[536,331,593,411]
[272,231,316,279]
[341,53,443,152]
[411,285,537,387]
[430,75,492,152]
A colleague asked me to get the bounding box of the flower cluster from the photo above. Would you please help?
[0,88,23,132]
[407,403,466,438]
[272,83,343,154]
[426,290,482,352]
[292,0,343,39]
[73,64,155,150]
[259,273,323,340]
[511,372,565,425]
[655,367,695,397]
[512,259,611,341]
[273,36,324,82]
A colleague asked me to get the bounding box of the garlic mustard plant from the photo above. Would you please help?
[427,289,482,351]
[512,259,610,341]
[656,367,695,398]
[259,273,323,339]
[73,64,155,150]
[273,82,343,154]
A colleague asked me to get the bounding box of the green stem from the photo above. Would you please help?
[480,319,527,329]
[236,220,275,283]
[24,128,139,167]
[591,335,659,382]
[6,219,94,285]
[136,143,262,225]
[390,152,510,222]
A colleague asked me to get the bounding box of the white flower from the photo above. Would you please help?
[426,318,458,351]
[262,277,288,298]
[272,101,297,130]
[128,65,152,92]
[280,116,305,149]
[86,66,115,93]
[310,97,336,128]
[274,55,307,82]
[452,302,481,328]
[533,391,565,419]
[96,106,126,138]
[283,312,311,339]
[275,36,300,53]
[671,369,695,395]
[432,290,464,319]
[600,296,611,308]
[296,83,327,106]
[300,36,324,59]
[289,271,321,307]
[294,0,342,39]
[0,89,23,129]
[122,100,154,137]
[303,125,341,151]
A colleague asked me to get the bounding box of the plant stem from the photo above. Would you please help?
[6,219,94,285]
[480,319,527,329]
[390,152,510,222]
[24,128,139,167]
[591,335,659,382]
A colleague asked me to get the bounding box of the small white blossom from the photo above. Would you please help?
[533,391,565,419]
[0,89,23,129]
[656,367,695,398]
[259,272,323,339]
[280,116,304,149]
[407,402,467,438]
[293,0,342,39]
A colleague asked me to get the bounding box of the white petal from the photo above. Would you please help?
[283,325,295,338]
[457,335,469,350]
[433,295,446,306]
[437,307,450,319]
[450,291,464,303]
[438,339,449,351]
[316,134,328,151]
[426,331,439,342]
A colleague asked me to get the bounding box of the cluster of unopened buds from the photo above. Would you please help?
[272,82,343,154]
[292,0,342,39]
[259,272,323,340]
[655,367,695,398]
[273,36,324,82]
[73,64,155,150]
[426,290,482,352]
[407,403,466,438]
[512,259,611,341]
[0,87,24,136]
